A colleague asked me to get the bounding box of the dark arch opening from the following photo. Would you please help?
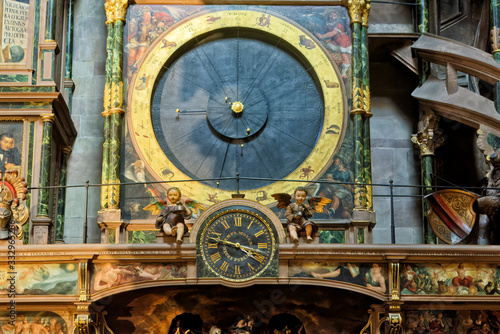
[168,313,203,334]
[268,313,305,334]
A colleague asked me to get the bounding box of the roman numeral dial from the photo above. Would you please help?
[200,208,276,281]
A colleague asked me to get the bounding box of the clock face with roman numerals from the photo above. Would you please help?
[199,209,276,281]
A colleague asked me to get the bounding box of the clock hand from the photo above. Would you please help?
[216,142,231,188]
[239,244,267,255]
[239,247,258,261]
[208,236,241,249]
[175,109,207,115]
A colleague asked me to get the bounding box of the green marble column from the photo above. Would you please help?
[55,147,70,242]
[348,1,366,210]
[411,110,442,244]
[108,0,127,209]
[37,115,54,217]
[491,0,500,112]
[362,1,373,211]
[417,0,430,86]
[64,0,74,114]
[421,154,436,243]
[101,2,114,210]
[44,0,56,41]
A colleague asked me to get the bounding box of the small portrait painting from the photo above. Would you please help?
[0,121,23,173]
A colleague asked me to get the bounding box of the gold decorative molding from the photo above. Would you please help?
[104,84,112,112]
[346,0,364,24]
[411,109,444,156]
[390,262,400,301]
[363,87,370,113]
[111,81,123,109]
[387,312,402,334]
[104,0,114,24]
[79,261,89,302]
[362,0,371,27]
[113,0,128,22]
[349,108,366,116]
[491,26,500,55]
[61,146,72,155]
[40,114,55,123]
[108,108,125,115]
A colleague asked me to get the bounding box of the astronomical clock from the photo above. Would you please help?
[124,5,350,214]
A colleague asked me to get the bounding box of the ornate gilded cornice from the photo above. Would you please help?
[362,0,371,27]
[347,0,364,24]
[411,109,444,156]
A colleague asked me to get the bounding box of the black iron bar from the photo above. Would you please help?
[390,180,395,244]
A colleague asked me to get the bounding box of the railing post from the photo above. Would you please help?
[84,180,89,244]
[390,179,395,244]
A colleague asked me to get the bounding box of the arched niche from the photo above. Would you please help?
[93,285,379,333]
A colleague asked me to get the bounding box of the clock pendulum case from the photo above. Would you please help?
[128,9,347,205]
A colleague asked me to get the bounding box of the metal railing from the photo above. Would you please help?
[27,175,488,244]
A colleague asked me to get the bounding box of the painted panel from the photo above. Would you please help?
[288,261,388,294]
[90,262,187,294]
[0,0,29,65]
[0,121,22,173]
[405,310,500,334]
[401,263,500,295]
[0,311,69,333]
[0,263,78,295]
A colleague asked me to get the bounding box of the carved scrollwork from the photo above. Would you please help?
[411,109,444,156]
[0,170,29,240]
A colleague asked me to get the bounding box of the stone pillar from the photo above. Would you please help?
[55,147,71,243]
[411,108,444,244]
[31,114,55,244]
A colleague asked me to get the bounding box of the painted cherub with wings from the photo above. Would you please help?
[272,187,331,243]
